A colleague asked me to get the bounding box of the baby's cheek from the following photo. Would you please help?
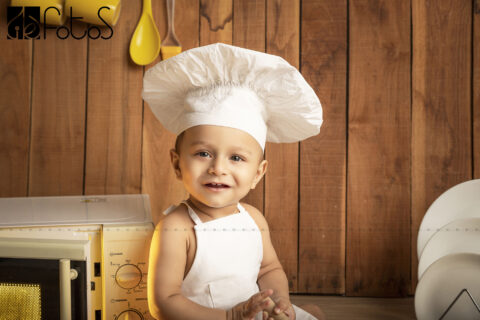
[239,171,257,185]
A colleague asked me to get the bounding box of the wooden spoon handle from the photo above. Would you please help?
[166,0,175,35]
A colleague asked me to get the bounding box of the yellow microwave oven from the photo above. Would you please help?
[0,194,154,320]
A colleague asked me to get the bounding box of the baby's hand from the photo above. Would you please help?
[262,296,295,320]
[227,289,274,320]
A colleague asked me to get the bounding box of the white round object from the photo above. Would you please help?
[418,218,480,280]
[415,253,480,320]
[417,179,480,259]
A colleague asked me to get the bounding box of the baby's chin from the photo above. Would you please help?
[193,197,243,210]
[202,200,240,209]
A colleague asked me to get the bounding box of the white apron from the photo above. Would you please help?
[164,201,317,320]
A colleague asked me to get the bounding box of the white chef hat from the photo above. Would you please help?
[142,43,323,151]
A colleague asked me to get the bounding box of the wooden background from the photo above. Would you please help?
[0,0,479,297]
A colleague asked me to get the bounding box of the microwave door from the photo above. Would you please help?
[0,238,89,320]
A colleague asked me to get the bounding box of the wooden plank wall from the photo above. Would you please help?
[0,0,478,297]
[348,0,411,297]
[84,0,143,195]
[300,0,346,294]
[411,0,473,294]
[29,22,87,196]
[0,0,30,197]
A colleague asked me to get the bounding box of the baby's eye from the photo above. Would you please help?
[196,151,211,158]
[231,155,244,162]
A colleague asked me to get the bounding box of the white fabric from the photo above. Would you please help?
[142,43,323,151]
[163,201,318,320]
[183,85,268,148]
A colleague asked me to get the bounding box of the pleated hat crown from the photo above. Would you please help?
[142,43,323,151]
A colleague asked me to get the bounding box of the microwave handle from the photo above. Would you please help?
[59,259,79,320]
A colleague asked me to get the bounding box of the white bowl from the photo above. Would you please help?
[415,252,480,320]
[417,179,480,259]
[418,217,480,280]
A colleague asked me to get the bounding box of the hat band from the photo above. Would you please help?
[181,110,267,151]
[181,86,267,150]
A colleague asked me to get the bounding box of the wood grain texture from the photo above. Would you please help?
[348,0,411,296]
[411,0,472,291]
[475,0,480,179]
[142,0,197,223]
[233,0,266,212]
[29,24,87,196]
[233,0,265,53]
[265,0,300,292]
[299,0,347,294]
[0,0,31,197]
[200,0,233,45]
[84,0,143,195]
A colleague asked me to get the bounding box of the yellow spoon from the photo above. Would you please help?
[129,0,161,66]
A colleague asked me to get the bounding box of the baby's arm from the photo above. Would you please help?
[147,213,226,320]
[243,204,294,319]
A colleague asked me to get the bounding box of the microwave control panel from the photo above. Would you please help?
[102,223,154,320]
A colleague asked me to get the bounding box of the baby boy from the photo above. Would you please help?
[143,43,325,320]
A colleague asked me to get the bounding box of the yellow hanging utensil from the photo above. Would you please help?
[129,0,161,65]
[161,0,182,60]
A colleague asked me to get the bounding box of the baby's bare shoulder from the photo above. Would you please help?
[156,204,193,233]
[240,202,269,231]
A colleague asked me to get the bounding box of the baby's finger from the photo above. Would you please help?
[253,290,273,306]
[273,301,288,314]
[243,290,272,316]
[244,297,271,318]
[255,289,273,302]
[285,306,295,320]
[263,311,269,320]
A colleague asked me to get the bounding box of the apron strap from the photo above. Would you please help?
[181,200,245,225]
[163,204,178,215]
[181,200,204,225]
[237,202,246,213]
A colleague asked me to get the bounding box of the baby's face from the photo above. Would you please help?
[170,125,267,209]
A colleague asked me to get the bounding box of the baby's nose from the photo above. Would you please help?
[208,158,228,175]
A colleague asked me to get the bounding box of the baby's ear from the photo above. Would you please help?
[170,149,182,180]
[251,159,268,189]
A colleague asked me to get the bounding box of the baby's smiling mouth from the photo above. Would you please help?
[204,182,230,188]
